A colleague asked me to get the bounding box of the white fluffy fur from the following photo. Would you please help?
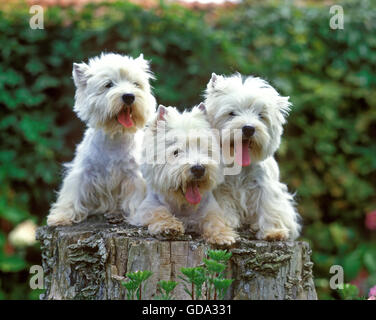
[129,105,238,245]
[47,53,156,226]
[204,73,301,240]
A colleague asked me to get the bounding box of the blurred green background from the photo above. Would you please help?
[0,0,375,299]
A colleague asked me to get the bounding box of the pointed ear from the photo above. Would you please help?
[157,104,167,121]
[279,96,291,112]
[208,72,220,89]
[135,53,150,72]
[277,96,292,122]
[72,62,89,88]
[198,102,207,115]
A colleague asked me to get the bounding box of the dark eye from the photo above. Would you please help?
[105,81,113,88]
[133,82,141,88]
[229,111,236,117]
[259,112,265,120]
[173,149,179,157]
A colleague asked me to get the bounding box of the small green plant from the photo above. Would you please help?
[338,283,364,300]
[179,267,207,300]
[121,270,153,300]
[179,249,233,300]
[207,249,232,263]
[121,250,233,300]
[212,278,234,300]
[155,280,178,300]
[204,249,233,300]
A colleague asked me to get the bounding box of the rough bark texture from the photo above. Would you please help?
[36,216,317,300]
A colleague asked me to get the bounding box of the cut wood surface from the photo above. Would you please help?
[36,216,317,300]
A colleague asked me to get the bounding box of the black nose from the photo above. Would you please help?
[122,94,135,105]
[242,125,255,138]
[190,165,205,179]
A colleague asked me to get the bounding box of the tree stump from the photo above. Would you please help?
[36,216,317,300]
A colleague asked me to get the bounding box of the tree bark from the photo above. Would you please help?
[36,216,317,300]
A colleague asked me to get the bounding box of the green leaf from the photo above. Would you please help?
[203,259,226,274]
[364,250,376,273]
[207,249,232,263]
[158,280,178,294]
[339,283,360,300]
[0,255,28,272]
[342,249,364,281]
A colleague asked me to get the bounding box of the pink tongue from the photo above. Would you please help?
[117,107,134,128]
[185,183,201,205]
[235,140,251,167]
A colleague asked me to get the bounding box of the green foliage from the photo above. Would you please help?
[121,270,153,300]
[212,278,234,300]
[120,250,232,300]
[155,280,178,300]
[207,249,232,263]
[338,283,364,300]
[203,249,233,300]
[203,259,227,274]
[0,0,375,299]
[179,267,207,300]
[180,249,233,300]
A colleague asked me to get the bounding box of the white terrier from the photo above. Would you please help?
[204,73,301,241]
[47,53,156,226]
[129,104,238,245]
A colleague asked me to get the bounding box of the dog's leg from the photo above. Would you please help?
[201,194,238,245]
[213,185,241,230]
[119,173,146,218]
[201,211,238,245]
[146,207,185,236]
[47,168,89,226]
[252,178,301,241]
[129,193,184,236]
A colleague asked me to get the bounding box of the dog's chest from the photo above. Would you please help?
[225,166,259,191]
[221,164,264,213]
[83,130,138,178]
[163,193,209,220]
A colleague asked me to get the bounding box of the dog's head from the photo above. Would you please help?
[204,73,291,166]
[72,52,156,136]
[143,104,222,206]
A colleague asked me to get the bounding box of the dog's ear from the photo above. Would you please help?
[276,96,292,123]
[157,104,167,121]
[72,62,89,88]
[135,53,150,72]
[149,105,167,133]
[208,72,222,90]
[198,102,207,115]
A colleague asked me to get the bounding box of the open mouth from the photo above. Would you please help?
[230,138,252,167]
[117,106,134,128]
[183,181,202,205]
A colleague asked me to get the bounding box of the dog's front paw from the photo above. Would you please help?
[47,210,73,227]
[204,226,238,246]
[148,214,185,236]
[258,228,289,241]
